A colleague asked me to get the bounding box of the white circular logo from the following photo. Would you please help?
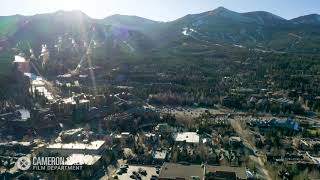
[16,156,31,171]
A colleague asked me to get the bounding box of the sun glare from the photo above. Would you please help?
[46,0,116,18]
[42,0,92,12]
[58,0,87,11]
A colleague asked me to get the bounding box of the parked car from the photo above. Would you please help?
[150,175,158,180]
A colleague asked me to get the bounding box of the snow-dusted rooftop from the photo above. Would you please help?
[62,128,83,136]
[0,141,33,146]
[65,154,101,165]
[47,140,105,150]
[153,150,167,160]
[17,109,30,120]
[63,97,76,104]
[175,132,200,144]
[79,99,90,103]
[13,55,27,63]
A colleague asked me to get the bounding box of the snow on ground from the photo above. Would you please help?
[233,44,246,48]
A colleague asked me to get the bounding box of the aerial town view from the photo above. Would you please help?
[0,0,319,179]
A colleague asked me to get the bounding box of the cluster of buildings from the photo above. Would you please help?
[158,162,247,180]
[248,118,301,132]
[104,117,257,179]
[4,50,319,180]
[247,116,320,173]
[223,87,308,115]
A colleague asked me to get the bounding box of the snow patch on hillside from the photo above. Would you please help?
[233,44,246,48]
[182,27,198,36]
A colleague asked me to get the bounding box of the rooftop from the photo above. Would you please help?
[159,163,203,180]
[230,136,242,142]
[47,140,105,150]
[121,132,130,136]
[206,165,247,180]
[153,150,167,160]
[0,141,33,147]
[62,97,76,104]
[175,132,200,144]
[13,55,27,63]
[17,109,30,121]
[62,128,83,136]
[65,154,101,165]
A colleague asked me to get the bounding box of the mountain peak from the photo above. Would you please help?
[210,6,233,14]
[52,10,90,19]
[291,14,320,25]
[204,6,240,17]
[104,14,158,25]
[197,6,255,23]
[215,6,229,11]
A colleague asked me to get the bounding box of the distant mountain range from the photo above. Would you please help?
[0,7,320,58]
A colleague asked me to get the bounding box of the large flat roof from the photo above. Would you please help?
[65,154,101,165]
[47,140,105,150]
[159,163,203,180]
[206,165,247,179]
[175,132,200,144]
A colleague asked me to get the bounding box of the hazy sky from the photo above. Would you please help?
[1,0,320,21]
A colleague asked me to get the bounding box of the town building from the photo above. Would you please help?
[158,163,203,180]
[205,165,247,180]
[13,55,30,73]
[152,150,167,163]
[174,132,200,144]
[46,140,106,155]
[65,154,102,166]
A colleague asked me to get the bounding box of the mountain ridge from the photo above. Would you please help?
[290,14,320,25]
[0,7,319,24]
[0,7,320,56]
